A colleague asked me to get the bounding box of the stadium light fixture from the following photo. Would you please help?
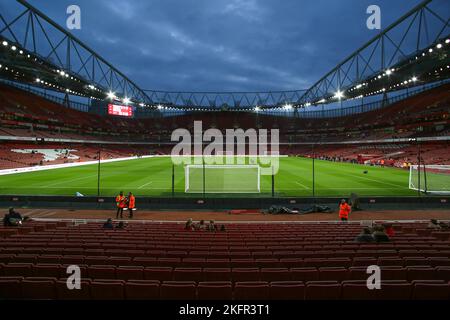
[385,69,392,76]
[318,99,326,104]
[139,102,145,107]
[2,41,7,46]
[284,104,292,110]
[11,46,16,51]
[123,97,131,105]
[334,90,344,100]
[255,106,260,112]
[436,43,443,49]
[412,76,418,82]
[107,91,116,100]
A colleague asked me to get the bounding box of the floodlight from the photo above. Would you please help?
[123,97,131,105]
[412,76,418,82]
[436,43,443,49]
[107,91,116,99]
[385,69,392,75]
[334,90,344,100]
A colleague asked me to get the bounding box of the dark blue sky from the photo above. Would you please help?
[2,0,432,92]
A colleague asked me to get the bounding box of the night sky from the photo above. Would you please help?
[2,0,441,92]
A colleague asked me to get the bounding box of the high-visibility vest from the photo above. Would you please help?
[339,203,351,218]
[116,195,126,208]
[128,196,136,209]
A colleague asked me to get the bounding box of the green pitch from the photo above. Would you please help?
[0,156,417,197]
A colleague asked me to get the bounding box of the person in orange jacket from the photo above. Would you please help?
[127,192,136,219]
[339,199,351,222]
[115,191,126,219]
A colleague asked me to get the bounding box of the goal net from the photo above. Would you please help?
[409,164,450,194]
[185,165,260,193]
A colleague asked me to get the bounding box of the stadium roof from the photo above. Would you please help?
[0,0,449,111]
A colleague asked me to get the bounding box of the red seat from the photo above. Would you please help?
[232,268,260,282]
[290,268,319,282]
[60,255,85,265]
[90,280,125,300]
[380,267,408,280]
[88,265,116,280]
[377,257,404,267]
[203,268,231,281]
[269,281,305,300]
[181,258,206,268]
[305,281,341,300]
[197,281,233,300]
[319,267,349,281]
[260,268,291,282]
[160,281,196,300]
[124,280,160,300]
[352,257,377,267]
[0,277,23,299]
[116,266,144,280]
[144,267,173,281]
[341,282,378,300]
[33,264,62,278]
[56,280,91,300]
[234,281,270,300]
[407,266,437,281]
[376,282,412,300]
[412,283,449,300]
[132,257,158,267]
[436,267,450,281]
[21,277,57,299]
[3,263,33,277]
[173,268,202,282]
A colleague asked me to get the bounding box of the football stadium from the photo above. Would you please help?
[0,0,450,308]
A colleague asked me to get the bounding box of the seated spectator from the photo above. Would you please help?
[207,220,216,232]
[372,225,390,242]
[3,208,23,226]
[383,223,395,237]
[355,228,374,243]
[116,221,127,229]
[194,220,206,231]
[103,218,114,229]
[428,219,441,229]
[185,218,194,231]
[220,225,226,232]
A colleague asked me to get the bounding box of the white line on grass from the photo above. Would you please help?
[43,174,98,188]
[138,181,153,189]
[347,173,408,189]
[295,181,311,189]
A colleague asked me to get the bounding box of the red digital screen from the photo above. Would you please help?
[107,104,133,117]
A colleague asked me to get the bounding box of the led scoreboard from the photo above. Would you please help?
[107,104,133,117]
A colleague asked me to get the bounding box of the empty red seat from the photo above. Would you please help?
[116,266,144,280]
[33,264,62,278]
[88,265,116,280]
[260,268,291,282]
[56,280,91,300]
[377,282,412,300]
[341,282,378,300]
[90,280,125,300]
[319,267,349,281]
[124,280,160,300]
[21,277,57,299]
[3,263,33,277]
[232,268,260,282]
[160,281,196,300]
[377,257,404,267]
[291,268,319,282]
[269,281,305,300]
[407,266,437,281]
[305,281,341,300]
[0,277,23,299]
[352,257,378,267]
[144,267,173,281]
[234,281,270,300]
[203,268,231,281]
[173,268,202,282]
[197,281,233,300]
[412,283,449,300]
[132,257,158,267]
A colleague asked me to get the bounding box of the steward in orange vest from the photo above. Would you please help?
[339,199,351,222]
[127,192,136,219]
[115,191,126,219]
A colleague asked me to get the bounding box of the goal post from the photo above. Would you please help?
[185,165,261,193]
[409,164,450,194]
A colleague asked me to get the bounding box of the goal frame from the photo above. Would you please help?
[185,164,261,193]
[409,164,450,194]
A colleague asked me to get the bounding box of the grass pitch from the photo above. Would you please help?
[0,156,417,197]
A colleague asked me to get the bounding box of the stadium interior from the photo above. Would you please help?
[0,0,449,303]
